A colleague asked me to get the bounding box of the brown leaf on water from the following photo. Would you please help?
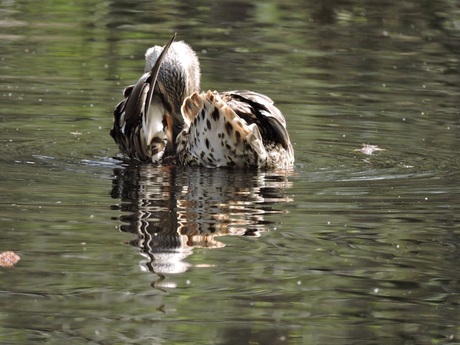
[354,143,385,155]
[0,251,20,267]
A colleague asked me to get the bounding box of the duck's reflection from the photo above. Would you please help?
[110,164,293,281]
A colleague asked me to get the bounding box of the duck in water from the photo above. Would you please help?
[111,34,294,169]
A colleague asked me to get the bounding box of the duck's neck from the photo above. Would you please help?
[145,41,201,123]
[145,41,201,154]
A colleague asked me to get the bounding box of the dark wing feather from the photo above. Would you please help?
[110,33,176,160]
[220,90,291,150]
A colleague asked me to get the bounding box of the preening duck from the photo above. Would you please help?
[111,34,294,169]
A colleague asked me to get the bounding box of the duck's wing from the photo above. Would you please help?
[219,90,291,150]
[110,33,176,162]
[177,90,294,169]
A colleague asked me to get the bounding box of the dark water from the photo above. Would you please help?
[1,0,459,344]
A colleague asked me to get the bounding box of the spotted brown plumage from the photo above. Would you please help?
[177,91,294,169]
[111,34,294,169]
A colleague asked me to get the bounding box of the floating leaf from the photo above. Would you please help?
[354,143,385,155]
[0,251,20,267]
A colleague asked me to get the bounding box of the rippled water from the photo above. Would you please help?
[1,0,459,344]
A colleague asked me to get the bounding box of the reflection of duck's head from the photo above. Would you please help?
[111,34,294,169]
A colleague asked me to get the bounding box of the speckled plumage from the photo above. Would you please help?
[111,34,294,169]
[177,90,294,169]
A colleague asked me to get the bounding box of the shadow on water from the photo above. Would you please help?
[110,162,293,287]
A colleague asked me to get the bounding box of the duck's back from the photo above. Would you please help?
[176,90,294,169]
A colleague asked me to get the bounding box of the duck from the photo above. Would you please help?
[110,33,294,169]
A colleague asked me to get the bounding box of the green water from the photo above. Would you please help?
[1,0,459,344]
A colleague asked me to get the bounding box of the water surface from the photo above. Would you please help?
[1,0,459,344]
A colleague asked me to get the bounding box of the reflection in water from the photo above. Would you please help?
[110,163,293,283]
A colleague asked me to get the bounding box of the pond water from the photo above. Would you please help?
[1,0,459,344]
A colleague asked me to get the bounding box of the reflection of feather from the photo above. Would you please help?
[111,165,293,275]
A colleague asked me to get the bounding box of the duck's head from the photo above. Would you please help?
[144,39,201,150]
[111,34,201,163]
